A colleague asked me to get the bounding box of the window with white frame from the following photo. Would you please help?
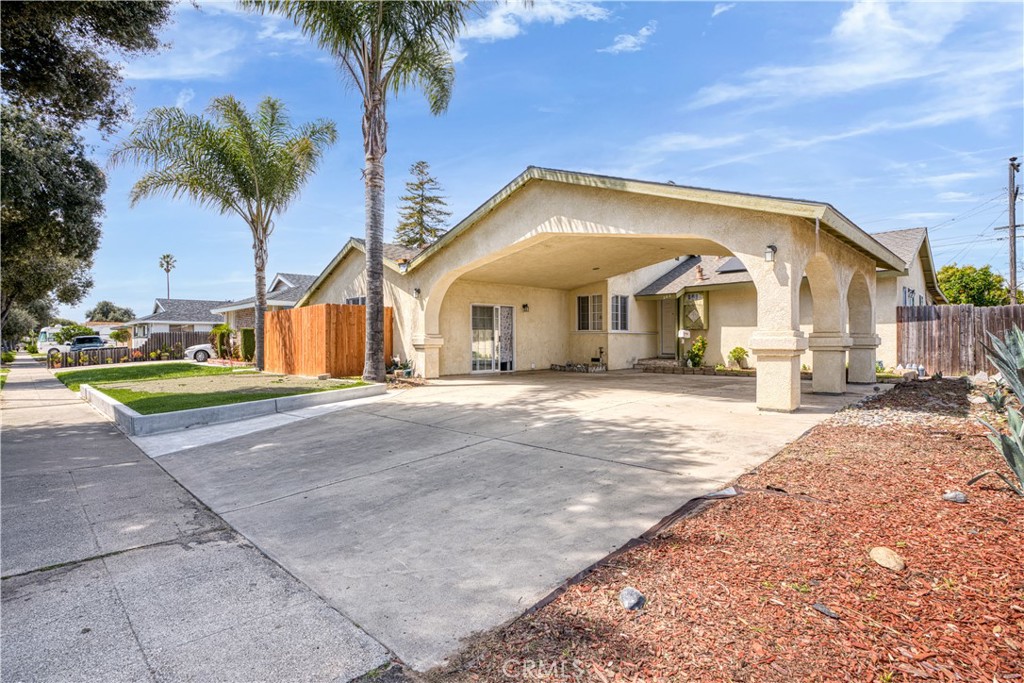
[919,295,925,306]
[345,296,366,305]
[610,295,629,331]
[577,294,603,331]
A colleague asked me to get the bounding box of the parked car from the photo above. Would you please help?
[184,343,216,363]
[69,336,108,353]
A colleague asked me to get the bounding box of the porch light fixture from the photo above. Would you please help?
[396,258,409,274]
[764,244,777,263]
[413,287,421,299]
[522,304,529,312]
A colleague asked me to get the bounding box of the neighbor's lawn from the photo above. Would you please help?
[101,382,367,415]
[55,362,235,392]
[0,367,8,391]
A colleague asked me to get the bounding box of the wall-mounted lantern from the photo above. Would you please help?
[522,304,529,312]
[764,244,777,263]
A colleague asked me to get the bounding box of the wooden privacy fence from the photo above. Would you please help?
[48,346,131,368]
[137,331,211,357]
[263,304,393,378]
[897,304,1024,376]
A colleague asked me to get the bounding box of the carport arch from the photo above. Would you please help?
[802,252,852,394]
[846,270,879,383]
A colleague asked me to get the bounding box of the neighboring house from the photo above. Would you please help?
[129,299,228,342]
[298,167,911,413]
[210,273,318,331]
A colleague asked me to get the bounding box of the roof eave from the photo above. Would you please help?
[296,238,408,308]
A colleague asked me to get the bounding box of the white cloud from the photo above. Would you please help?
[257,16,306,44]
[642,132,745,153]
[175,88,195,110]
[937,191,982,203]
[689,2,979,109]
[452,0,610,62]
[598,20,657,55]
[711,4,736,19]
[123,26,245,80]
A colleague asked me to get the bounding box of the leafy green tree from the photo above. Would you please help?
[84,301,135,322]
[0,0,172,135]
[109,328,132,346]
[55,324,98,344]
[1,305,38,344]
[395,161,452,249]
[159,254,176,298]
[1,108,104,326]
[243,0,470,381]
[110,96,337,370]
[49,318,79,328]
[937,264,1022,307]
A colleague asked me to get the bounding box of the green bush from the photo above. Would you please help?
[240,328,255,362]
[26,342,38,354]
[54,324,98,344]
[686,335,707,368]
[728,346,748,367]
[1,351,15,364]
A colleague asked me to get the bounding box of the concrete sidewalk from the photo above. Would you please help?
[0,355,388,682]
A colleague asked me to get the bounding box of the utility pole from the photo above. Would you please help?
[1010,157,1021,299]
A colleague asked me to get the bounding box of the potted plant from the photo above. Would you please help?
[149,351,159,361]
[159,345,171,361]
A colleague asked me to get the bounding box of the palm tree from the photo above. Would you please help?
[159,253,176,298]
[111,96,337,370]
[242,0,471,382]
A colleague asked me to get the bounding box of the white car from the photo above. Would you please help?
[184,343,216,363]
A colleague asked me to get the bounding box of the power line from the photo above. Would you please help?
[942,208,1008,265]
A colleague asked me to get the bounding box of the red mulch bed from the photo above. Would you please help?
[434,379,1024,682]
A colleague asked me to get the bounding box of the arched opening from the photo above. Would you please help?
[801,252,851,394]
[846,271,878,383]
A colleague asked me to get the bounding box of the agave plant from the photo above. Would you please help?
[983,327,1024,401]
[974,407,1024,496]
[984,387,1011,413]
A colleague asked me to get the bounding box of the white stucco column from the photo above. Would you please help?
[412,335,443,378]
[750,331,807,412]
[808,333,852,394]
[847,333,880,384]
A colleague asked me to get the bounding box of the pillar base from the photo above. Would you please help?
[750,331,808,412]
[808,333,852,394]
[848,333,880,384]
[412,335,444,379]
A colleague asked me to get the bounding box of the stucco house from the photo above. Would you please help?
[298,167,919,412]
[210,273,318,331]
[129,298,227,340]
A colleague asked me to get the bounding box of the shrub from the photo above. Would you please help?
[109,329,131,346]
[240,328,255,362]
[54,324,98,344]
[210,323,233,358]
[1,351,15,364]
[26,342,38,354]
[974,326,1024,495]
[728,346,748,367]
[686,335,707,368]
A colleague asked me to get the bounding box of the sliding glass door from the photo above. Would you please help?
[470,305,514,372]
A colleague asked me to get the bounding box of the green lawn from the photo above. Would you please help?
[0,367,9,391]
[101,382,367,415]
[55,362,235,392]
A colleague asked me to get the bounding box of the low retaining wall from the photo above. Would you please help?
[80,383,386,436]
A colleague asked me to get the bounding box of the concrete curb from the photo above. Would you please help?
[80,383,386,436]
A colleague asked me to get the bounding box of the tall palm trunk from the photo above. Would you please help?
[253,238,268,371]
[165,271,170,298]
[362,89,387,382]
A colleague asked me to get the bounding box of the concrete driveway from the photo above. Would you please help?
[154,371,873,671]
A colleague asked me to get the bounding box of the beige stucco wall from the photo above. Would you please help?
[438,279,568,375]
[606,260,676,368]
[875,247,932,369]
[567,280,608,366]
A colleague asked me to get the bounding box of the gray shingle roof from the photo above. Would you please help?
[870,228,926,266]
[130,299,228,325]
[214,273,319,310]
[350,238,421,263]
[636,255,754,296]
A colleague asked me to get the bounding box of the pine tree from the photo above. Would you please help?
[394,161,452,249]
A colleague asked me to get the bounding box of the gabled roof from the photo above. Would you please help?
[636,256,755,297]
[872,228,946,303]
[298,238,423,307]
[210,273,318,314]
[407,167,906,274]
[129,299,227,325]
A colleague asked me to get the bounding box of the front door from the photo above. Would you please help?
[660,298,677,357]
[471,305,514,372]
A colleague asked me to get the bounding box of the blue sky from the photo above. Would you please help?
[69,0,1023,321]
